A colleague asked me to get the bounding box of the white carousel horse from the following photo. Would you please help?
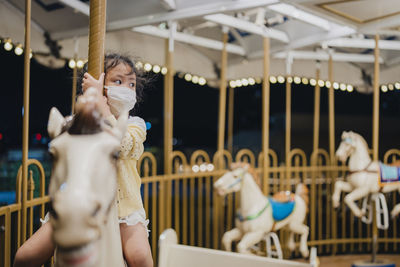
[332,131,400,219]
[213,163,310,258]
[47,88,126,267]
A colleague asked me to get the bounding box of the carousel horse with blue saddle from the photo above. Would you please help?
[214,162,310,258]
[332,131,400,229]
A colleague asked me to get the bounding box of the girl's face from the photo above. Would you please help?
[104,63,136,94]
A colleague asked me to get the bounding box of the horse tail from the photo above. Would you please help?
[296,183,309,213]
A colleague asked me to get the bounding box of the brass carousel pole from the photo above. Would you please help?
[21,0,32,244]
[87,0,107,78]
[217,27,228,167]
[371,33,380,263]
[71,38,79,114]
[163,21,176,231]
[262,37,270,195]
[285,53,293,191]
[227,87,234,154]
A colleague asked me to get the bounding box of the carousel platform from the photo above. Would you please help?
[295,255,400,267]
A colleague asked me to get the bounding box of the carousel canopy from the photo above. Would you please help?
[1,0,400,92]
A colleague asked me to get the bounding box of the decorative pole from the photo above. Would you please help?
[21,0,32,244]
[227,87,234,154]
[285,53,293,191]
[262,37,270,195]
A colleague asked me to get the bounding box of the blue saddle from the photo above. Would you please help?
[268,197,295,221]
[379,162,400,184]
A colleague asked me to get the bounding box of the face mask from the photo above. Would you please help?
[104,86,136,117]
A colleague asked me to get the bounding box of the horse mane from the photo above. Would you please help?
[352,132,370,151]
[67,101,103,135]
[231,162,261,188]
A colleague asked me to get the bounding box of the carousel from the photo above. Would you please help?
[0,0,400,266]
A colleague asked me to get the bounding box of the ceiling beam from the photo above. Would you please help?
[323,38,400,51]
[204,13,289,43]
[52,0,279,40]
[132,26,246,56]
[273,50,384,63]
[59,0,89,16]
[360,13,400,34]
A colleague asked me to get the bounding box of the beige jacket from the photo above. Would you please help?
[107,115,146,218]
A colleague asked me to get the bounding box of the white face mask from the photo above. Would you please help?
[104,86,137,117]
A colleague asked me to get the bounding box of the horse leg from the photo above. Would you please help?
[222,228,243,252]
[287,232,295,252]
[332,180,352,208]
[288,222,309,258]
[344,186,370,217]
[236,231,265,254]
[386,186,400,218]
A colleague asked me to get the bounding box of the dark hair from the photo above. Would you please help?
[77,53,149,115]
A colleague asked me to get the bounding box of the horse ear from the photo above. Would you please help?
[48,107,66,139]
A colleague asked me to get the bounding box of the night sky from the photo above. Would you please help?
[1,46,400,162]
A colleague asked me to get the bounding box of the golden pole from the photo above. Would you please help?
[21,0,32,244]
[227,87,234,154]
[372,34,380,263]
[217,29,228,168]
[328,54,337,254]
[262,37,270,195]
[87,0,107,79]
[285,55,292,191]
[71,62,77,114]
[313,63,321,153]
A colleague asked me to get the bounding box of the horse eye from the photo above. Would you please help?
[111,151,119,160]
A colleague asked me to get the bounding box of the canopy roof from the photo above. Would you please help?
[1,0,400,92]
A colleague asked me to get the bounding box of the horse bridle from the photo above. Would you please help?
[226,169,246,189]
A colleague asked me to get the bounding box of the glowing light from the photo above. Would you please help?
[325,81,331,88]
[229,80,236,88]
[277,76,285,83]
[144,63,152,72]
[207,164,214,171]
[135,61,143,69]
[236,79,243,87]
[241,78,249,86]
[318,80,325,87]
[388,84,394,91]
[294,76,301,84]
[184,73,192,82]
[76,60,84,68]
[0,133,3,140]
[340,83,346,91]
[152,65,161,73]
[381,85,388,92]
[287,77,293,83]
[199,77,206,86]
[347,85,354,92]
[395,82,400,90]
[161,67,168,75]
[255,77,262,84]
[199,164,207,172]
[310,79,317,86]
[333,82,339,90]
[269,76,277,84]
[192,75,199,84]
[14,44,23,56]
[35,133,42,141]
[68,59,76,69]
[248,77,255,85]
[145,122,152,130]
[192,165,200,173]
[301,77,308,85]
[4,39,13,51]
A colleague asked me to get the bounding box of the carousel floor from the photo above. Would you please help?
[295,254,400,266]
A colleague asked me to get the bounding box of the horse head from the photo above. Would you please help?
[47,88,126,267]
[336,131,357,162]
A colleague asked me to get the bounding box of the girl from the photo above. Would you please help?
[13,53,153,267]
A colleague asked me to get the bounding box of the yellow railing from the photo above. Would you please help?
[1,148,400,266]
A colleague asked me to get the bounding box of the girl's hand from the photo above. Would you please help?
[82,72,105,95]
[97,96,112,118]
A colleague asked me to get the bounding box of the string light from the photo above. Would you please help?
[333,82,339,90]
[144,63,152,72]
[318,80,325,87]
[76,60,84,68]
[347,85,354,92]
[340,83,346,91]
[388,84,394,91]
[152,65,161,73]
[68,59,76,69]
[395,82,400,90]
[287,77,293,83]
[277,75,285,83]
[161,67,168,75]
[248,77,255,85]
[192,75,199,84]
[14,44,23,56]
[269,76,277,84]
[310,79,317,86]
[229,80,236,88]
[241,78,249,86]
[325,81,331,88]
[255,77,262,84]
[184,73,192,82]
[301,77,308,85]
[135,61,143,69]
[236,79,243,87]
[4,39,13,51]
[199,77,206,86]
[381,85,388,92]
[294,76,301,84]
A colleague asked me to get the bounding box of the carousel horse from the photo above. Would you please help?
[213,163,310,258]
[332,131,400,219]
[47,88,126,267]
